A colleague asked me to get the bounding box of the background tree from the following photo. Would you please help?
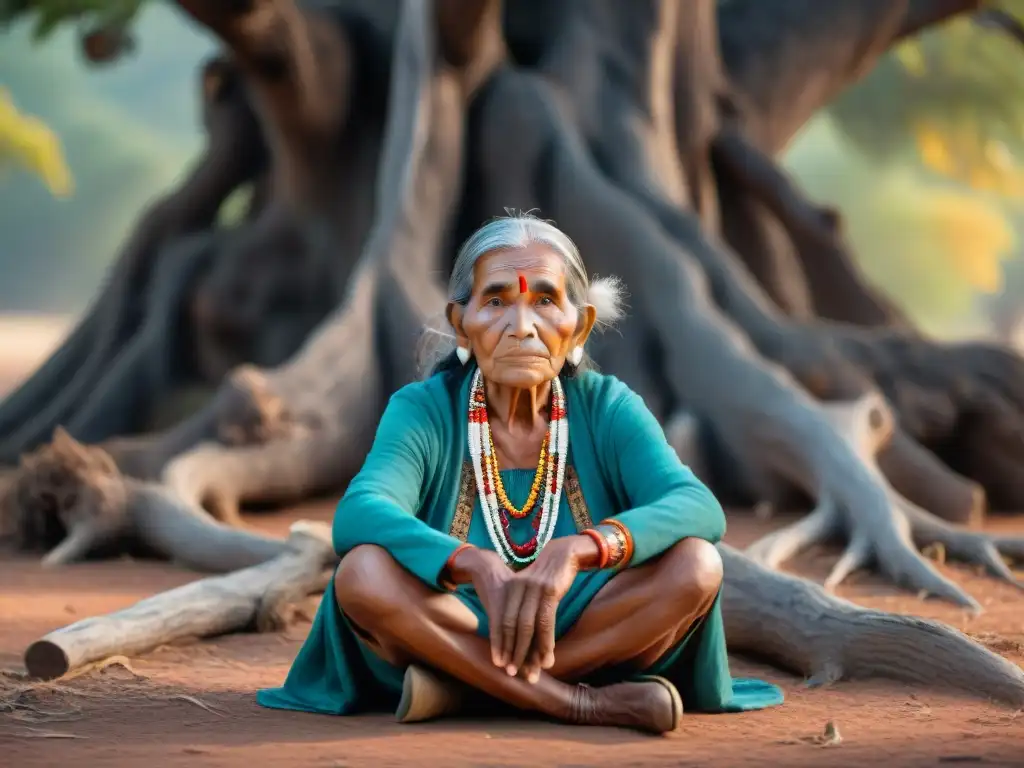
[0,8,203,311]
[824,1,1024,332]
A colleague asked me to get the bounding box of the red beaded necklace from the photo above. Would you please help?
[468,368,568,566]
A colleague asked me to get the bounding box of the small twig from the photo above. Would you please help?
[168,694,227,717]
[62,655,144,682]
[10,728,87,739]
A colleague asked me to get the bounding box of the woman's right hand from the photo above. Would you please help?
[449,547,515,668]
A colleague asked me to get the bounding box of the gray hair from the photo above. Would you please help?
[418,212,627,377]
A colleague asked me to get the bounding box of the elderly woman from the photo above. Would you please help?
[257,215,783,732]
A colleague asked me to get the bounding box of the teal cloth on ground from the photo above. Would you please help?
[256,366,785,716]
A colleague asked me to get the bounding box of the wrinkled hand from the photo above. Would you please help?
[455,548,515,658]
[499,537,584,684]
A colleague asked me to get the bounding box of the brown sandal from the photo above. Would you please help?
[631,675,684,732]
[395,664,471,724]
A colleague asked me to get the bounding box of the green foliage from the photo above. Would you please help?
[0,20,196,312]
[786,118,1017,335]
[822,1,1024,331]
[830,1,1024,198]
[0,0,145,41]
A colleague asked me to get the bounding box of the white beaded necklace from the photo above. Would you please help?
[467,368,569,567]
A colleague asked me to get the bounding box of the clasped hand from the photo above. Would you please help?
[466,538,584,684]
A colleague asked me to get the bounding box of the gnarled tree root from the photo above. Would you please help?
[745,396,1024,609]
[474,59,1009,608]
[7,430,296,570]
[22,521,334,681]
[546,0,1020,524]
[720,544,1024,707]
[711,124,910,329]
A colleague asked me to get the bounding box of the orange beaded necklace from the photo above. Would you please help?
[486,430,549,519]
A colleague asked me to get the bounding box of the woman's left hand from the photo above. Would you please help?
[500,536,594,683]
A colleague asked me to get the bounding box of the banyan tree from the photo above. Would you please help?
[3,0,1024,705]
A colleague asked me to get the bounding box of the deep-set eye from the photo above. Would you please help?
[536,296,554,306]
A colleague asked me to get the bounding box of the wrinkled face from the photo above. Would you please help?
[449,244,596,388]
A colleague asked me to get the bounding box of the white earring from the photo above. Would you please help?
[568,346,583,366]
[456,346,471,365]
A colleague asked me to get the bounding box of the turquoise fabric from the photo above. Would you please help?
[256,367,784,715]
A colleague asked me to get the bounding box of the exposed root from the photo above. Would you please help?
[745,396,1024,609]
[61,233,218,443]
[720,544,1024,707]
[0,308,99,442]
[9,429,131,563]
[6,430,291,570]
[877,429,984,527]
[825,331,1024,511]
[216,365,306,446]
[712,124,909,329]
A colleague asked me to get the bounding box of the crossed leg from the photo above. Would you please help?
[334,537,722,728]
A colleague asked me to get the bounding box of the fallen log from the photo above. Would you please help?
[23,521,335,680]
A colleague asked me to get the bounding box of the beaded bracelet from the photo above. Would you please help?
[440,542,474,591]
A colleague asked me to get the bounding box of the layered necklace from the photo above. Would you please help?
[468,367,569,567]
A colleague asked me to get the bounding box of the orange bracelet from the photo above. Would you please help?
[599,518,635,568]
[441,542,474,591]
[581,528,610,569]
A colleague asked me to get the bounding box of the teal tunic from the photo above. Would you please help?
[257,367,784,715]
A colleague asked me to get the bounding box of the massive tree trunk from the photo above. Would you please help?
[3,0,1024,704]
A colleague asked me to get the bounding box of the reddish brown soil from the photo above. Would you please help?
[1,503,1022,768]
[0,326,1022,766]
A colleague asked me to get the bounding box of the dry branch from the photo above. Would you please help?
[23,522,334,680]
[717,0,984,154]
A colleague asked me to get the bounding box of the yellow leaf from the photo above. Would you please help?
[914,123,957,176]
[0,87,74,197]
[895,40,928,77]
[920,189,1015,293]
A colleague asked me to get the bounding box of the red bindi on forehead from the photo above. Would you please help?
[518,274,528,294]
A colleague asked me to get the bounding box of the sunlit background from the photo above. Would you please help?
[2,6,1023,374]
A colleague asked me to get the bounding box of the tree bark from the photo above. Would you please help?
[720,544,1024,706]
